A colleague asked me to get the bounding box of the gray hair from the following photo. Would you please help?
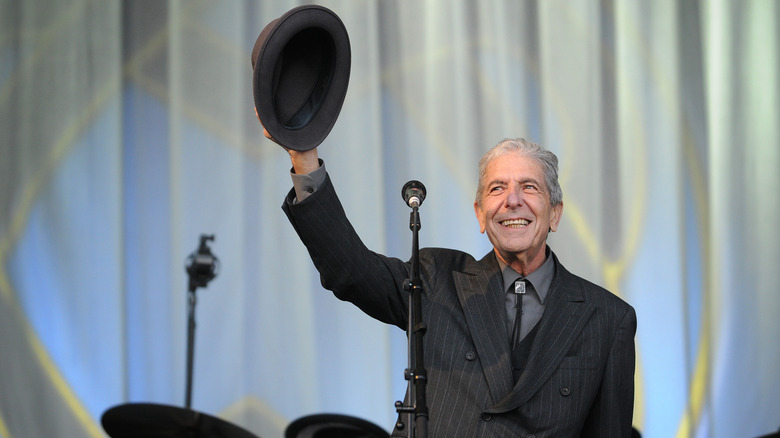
[475,138,563,207]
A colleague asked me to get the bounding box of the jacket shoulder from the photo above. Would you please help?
[555,257,635,313]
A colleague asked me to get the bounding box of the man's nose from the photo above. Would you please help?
[505,186,523,207]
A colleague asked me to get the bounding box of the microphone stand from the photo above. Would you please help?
[184,234,219,409]
[395,203,428,438]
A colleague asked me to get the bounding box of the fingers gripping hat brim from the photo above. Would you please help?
[252,5,351,151]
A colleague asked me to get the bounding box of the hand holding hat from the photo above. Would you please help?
[254,106,320,175]
[251,5,351,151]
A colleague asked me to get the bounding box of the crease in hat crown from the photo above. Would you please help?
[251,5,351,151]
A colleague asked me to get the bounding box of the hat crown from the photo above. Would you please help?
[252,5,350,151]
[271,27,335,129]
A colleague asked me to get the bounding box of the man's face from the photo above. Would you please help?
[473,151,563,273]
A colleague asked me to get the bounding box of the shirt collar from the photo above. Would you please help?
[498,246,555,304]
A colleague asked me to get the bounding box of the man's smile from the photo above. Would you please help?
[500,218,531,228]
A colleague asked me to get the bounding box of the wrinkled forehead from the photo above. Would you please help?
[483,150,545,181]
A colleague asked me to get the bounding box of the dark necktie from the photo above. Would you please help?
[510,278,526,348]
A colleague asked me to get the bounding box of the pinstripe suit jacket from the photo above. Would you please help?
[283,175,636,437]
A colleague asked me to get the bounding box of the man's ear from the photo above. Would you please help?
[549,202,563,232]
[474,201,486,234]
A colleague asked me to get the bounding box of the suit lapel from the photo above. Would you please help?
[488,257,595,412]
[452,252,515,404]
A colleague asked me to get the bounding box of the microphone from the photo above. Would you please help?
[402,180,427,208]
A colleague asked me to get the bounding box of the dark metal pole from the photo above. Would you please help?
[183,234,218,410]
[395,205,428,438]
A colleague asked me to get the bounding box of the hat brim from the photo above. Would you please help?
[284,413,389,438]
[252,5,350,151]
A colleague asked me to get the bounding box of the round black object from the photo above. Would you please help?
[285,413,389,438]
[251,5,351,151]
[101,402,259,438]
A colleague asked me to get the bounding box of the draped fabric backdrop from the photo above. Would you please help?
[1,1,778,437]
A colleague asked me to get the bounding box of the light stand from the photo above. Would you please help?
[184,234,219,409]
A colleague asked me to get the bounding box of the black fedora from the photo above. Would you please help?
[251,5,351,151]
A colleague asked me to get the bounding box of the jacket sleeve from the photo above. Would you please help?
[282,174,410,328]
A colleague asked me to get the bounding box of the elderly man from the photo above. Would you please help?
[280,138,637,437]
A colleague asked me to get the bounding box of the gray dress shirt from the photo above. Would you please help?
[499,247,555,342]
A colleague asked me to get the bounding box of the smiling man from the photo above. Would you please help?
[280,137,637,437]
[474,141,563,277]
